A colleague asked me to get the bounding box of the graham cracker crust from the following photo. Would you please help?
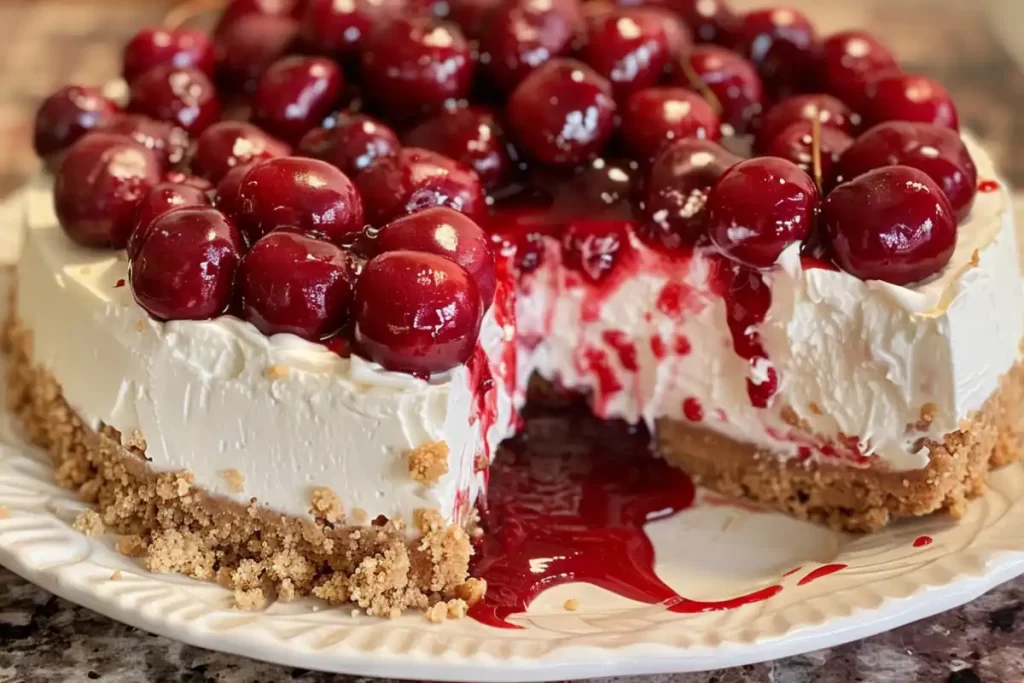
[658,363,1024,532]
[3,317,484,619]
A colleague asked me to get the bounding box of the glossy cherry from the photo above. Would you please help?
[236,156,365,245]
[707,157,818,268]
[836,121,978,220]
[128,66,222,137]
[161,172,213,189]
[481,0,582,91]
[54,133,161,249]
[374,207,497,306]
[354,251,483,374]
[732,7,818,96]
[448,0,503,39]
[98,113,191,171]
[240,232,359,339]
[213,163,254,221]
[818,30,897,109]
[761,120,852,188]
[507,58,617,166]
[667,0,737,45]
[679,46,763,133]
[33,86,121,162]
[356,147,486,225]
[755,94,860,152]
[214,13,299,93]
[548,157,640,219]
[403,107,511,188]
[823,166,957,285]
[298,0,402,56]
[642,138,740,247]
[561,219,630,283]
[215,0,302,35]
[192,120,290,183]
[252,56,343,143]
[863,73,959,131]
[123,27,216,83]
[620,87,721,162]
[297,113,400,178]
[128,181,214,259]
[130,207,245,320]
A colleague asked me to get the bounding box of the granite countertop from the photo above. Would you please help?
[3,1,1024,681]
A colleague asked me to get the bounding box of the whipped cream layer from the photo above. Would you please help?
[518,137,1022,471]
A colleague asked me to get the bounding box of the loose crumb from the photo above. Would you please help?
[117,535,148,557]
[916,402,938,431]
[264,364,289,380]
[135,320,146,333]
[310,487,345,525]
[446,598,468,619]
[73,509,105,536]
[563,598,580,611]
[408,442,449,485]
[426,601,449,623]
[111,570,122,581]
[221,469,245,493]
[455,577,487,606]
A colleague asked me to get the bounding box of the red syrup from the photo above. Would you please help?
[601,330,639,371]
[682,397,704,421]
[978,179,999,193]
[114,278,126,288]
[797,563,847,586]
[913,535,933,547]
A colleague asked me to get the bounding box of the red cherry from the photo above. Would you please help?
[823,166,956,285]
[707,157,818,268]
[680,46,763,133]
[354,251,483,374]
[666,0,737,45]
[54,133,161,249]
[98,113,191,171]
[130,207,245,320]
[507,58,617,166]
[818,30,897,109]
[548,157,639,218]
[356,147,486,225]
[374,207,496,306]
[761,120,853,189]
[561,219,630,283]
[240,232,358,339]
[215,0,302,35]
[123,27,216,83]
[620,87,721,162]
[359,17,474,120]
[214,163,254,221]
[128,66,222,137]
[252,56,343,143]
[162,172,213,190]
[755,94,860,152]
[237,157,365,245]
[733,7,818,96]
[480,0,582,91]
[297,113,400,178]
[581,7,690,97]
[403,107,511,188]
[863,73,959,131]
[192,121,290,183]
[298,0,403,56]
[448,0,503,39]
[214,14,299,93]
[128,181,214,259]
[836,121,977,220]
[642,138,740,247]
[33,86,121,162]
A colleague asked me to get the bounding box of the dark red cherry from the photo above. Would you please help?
[374,207,496,306]
[252,56,343,143]
[359,17,474,119]
[755,94,859,152]
[33,86,121,162]
[128,66,222,137]
[297,113,400,178]
[130,207,244,320]
[214,163,254,221]
[561,219,630,283]
[581,7,690,97]
[98,113,191,171]
[214,14,300,93]
[823,166,956,285]
[448,0,503,39]
[123,28,216,83]
[620,87,721,162]
[128,181,214,259]
[666,0,737,45]
[240,232,358,339]
[863,73,959,131]
[707,157,818,268]
[549,158,639,219]
[642,138,740,247]
[481,0,582,91]
[354,251,483,374]
[54,133,161,249]
[507,58,616,166]
[298,0,403,56]
[192,121,291,183]
[761,120,853,189]
[162,172,213,190]
[356,147,486,225]
[733,7,818,96]
[237,156,364,245]
[836,121,977,220]
[215,0,302,35]
[403,107,510,188]
[679,46,763,133]
[818,30,897,109]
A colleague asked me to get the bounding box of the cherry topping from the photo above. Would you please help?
[755,94,859,152]
[761,120,852,189]
[237,157,365,245]
[669,0,737,45]
[54,133,161,249]
[213,163,254,221]
[130,207,245,320]
[507,58,616,166]
[374,207,497,307]
[403,107,511,188]
[298,0,402,57]
[252,56,343,143]
[863,73,959,131]
[98,114,191,171]
[823,166,956,285]
[707,157,818,268]
[480,0,582,91]
[837,121,977,220]
[33,86,121,162]
[817,30,897,109]
[642,138,740,247]
[448,0,503,40]
[192,121,291,183]
[354,251,483,374]
[356,147,486,225]
[128,181,214,259]
[123,28,216,84]
[215,0,302,35]
[162,172,213,190]
[297,113,400,178]
[561,219,629,282]
[128,66,222,137]
[733,7,818,96]
[680,46,763,133]
[214,14,300,93]
[620,87,721,162]
[359,17,474,120]
[239,232,358,340]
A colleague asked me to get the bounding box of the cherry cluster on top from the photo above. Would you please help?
[34,0,979,376]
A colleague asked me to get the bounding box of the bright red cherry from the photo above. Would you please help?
[620,87,721,162]
[666,0,737,45]
[863,73,959,131]
[755,94,860,152]
[403,107,511,188]
[356,147,486,225]
[642,138,740,247]
[214,14,299,93]
[298,0,403,56]
[480,0,582,91]
[215,0,302,35]
[836,121,977,220]
[679,46,763,133]
[374,207,496,306]
[507,58,617,166]
[561,219,631,283]
[818,30,897,109]
[192,121,290,183]
[240,232,359,339]
[707,157,818,268]
[236,157,365,245]
[214,163,254,221]
[297,113,400,178]
[580,7,690,97]
[823,166,956,285]
[122,28,216,84]
[128,66,222,137]
[761,120,853,189]
[354,251,483,375]
[33,86,121,162]
[130,207,245,320]
[54,133,161,249]
[733,7,818,96]
[252,56,343,143]
[359,17,474,120]
[98,113,191,171]
[128,181,214,259]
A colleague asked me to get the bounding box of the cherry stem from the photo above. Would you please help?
[164,0,227,29]
[810,116,823,193]
[679,58,722,116]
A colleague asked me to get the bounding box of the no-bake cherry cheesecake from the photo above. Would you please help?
[7,0,1024,620]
